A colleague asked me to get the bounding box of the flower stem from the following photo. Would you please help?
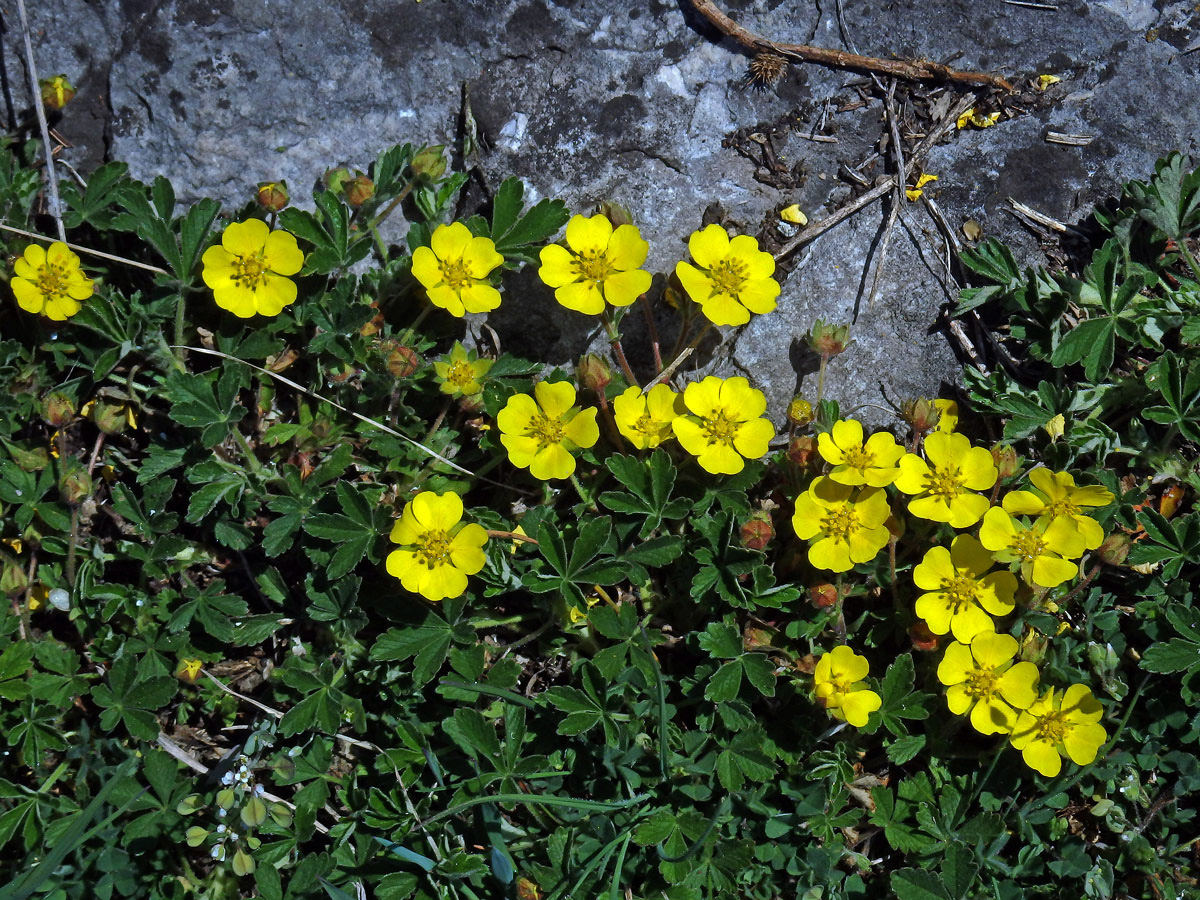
[816,353,829,406]
[368,180,416,231]
[569,472,599,513]
[602,310,639,386]
[230,427,264,477]
[173,292,188,370]
[640,293,663,372]
[1176,239,1200,284]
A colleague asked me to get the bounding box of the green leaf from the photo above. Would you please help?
[1140,638,1200,674]
[704,661,743,703]
[490,177,525,240]
[890,868,951,900]
[697,623,742,659]
[886,734,927,765]
[941,842,979,900]
[1126,152,1200,241]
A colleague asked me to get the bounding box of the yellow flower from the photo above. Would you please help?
[537,214,652,314]
[1002,469,1113,551]
[497,381,599,480]
[176,658,205,683]
[385,491,489,601]
[914,535,1018,643]
[957,108,1002,129]
[813,646,881,727]
[791,476,891,573]
[937,632,1040,735]
[905,173,938,202]
[934,399,958,433]
[979,507,1086,589]
[817,419,904,487]
[612,384,684,450]
[1009,684,1107,777]
[39,75,76,110]
[432,341,492,397]
[671,376,775,474]
[11,242,94,320]
[411,222,504,317]
[894,432,997,527]
[201,219,304,318]
[674,224,780,326]
[1044,414,1066,441]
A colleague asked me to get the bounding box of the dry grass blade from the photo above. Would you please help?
[14,0,66,243]
[0,223,172,275]
[1045,132,1094,146]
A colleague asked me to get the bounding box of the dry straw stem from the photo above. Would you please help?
[14,0,66,243]
[0,223,172,276]
[689,0,1014,91]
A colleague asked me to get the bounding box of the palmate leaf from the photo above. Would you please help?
[1125,152,1200,241]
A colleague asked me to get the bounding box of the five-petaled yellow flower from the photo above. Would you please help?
[979,507,1085,589]
[913,534,1017,643]
[1002,469,1113,551]
[674,224,780,326]
[813,646,881,727]
[538,214,652,314]
[612,384,684,450]
[386,491,489,602]
[671,376,775,474]
[792,476,892,573]
[11,242,94,320]
[497,381,599,481]
[895,432,997,527]
[202,219,304,318]
[1009,684,1107,777]
[411,222,504,317]
[818,419,904,486]
[937,632,1039,735]
[433,341,492,397]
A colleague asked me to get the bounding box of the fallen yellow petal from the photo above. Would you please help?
[1036,74,1061,91]
[780,204,808,225]
[905,173,938,202]
[1044,414,1066,440]
[956,108,976,129]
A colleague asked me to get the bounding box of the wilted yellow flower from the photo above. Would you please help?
[411,222,504,317]
[937,632,1040,735]
[674,225,780,326]
[913,534,1017,643]
[176,659,205,683]
[813,646,881,727]
[780,204,807,225]
[894,432,997,527]
[957,108,1001,129]
[1009,684,1107,777]
[497,382,599,480]
[39,74,75,110]
[11,242,94,320]
[1044,414,1066,441]
[979,507,1085,588]
[1002,469,1113,551]
[905,173,938,202]
[386,491,489,602]
[791,476,891,573]
[538,214,652,314]
[671,376,775,474]
[432,341,492,397]
[1035,74,1062,91]
[201,220,304,318]
[817,419,904,487]
[612,384,684,450]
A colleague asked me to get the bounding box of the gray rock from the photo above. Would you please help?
[6,0,1200,427]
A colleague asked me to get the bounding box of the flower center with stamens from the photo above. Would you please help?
[1034,710,1068,744]
[439,257,472,291]
[633,412,661,439]
[1044,498,1080,519]
[708,256,748,296]
[233,252,268,290]
[1010,528,1047,563]
[573,249,614,283]
[415,529,452,568]
[701,409,739,446]
[940,574,980,612]
[447,360,476,390]
[925,466,965,500]
[964,665,999,699]
[820,505,860,543]
[842,447,873,469]
[526,412,565,450]
[36,262,69,298]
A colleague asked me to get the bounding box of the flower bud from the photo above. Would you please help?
[1159,484,1185,519]
[59,463,92,504]
[909,621,939,652]
[901,397,940,435]
[91,400,129,435]
[990,443,1019,478]
[255,181,289,212]
[577,353,612,394]
[596,200,634,228]
[786,396,813,427]
[516,877,543,900]
[345,175,375,208]
[787,435,816,468]
[324,167,352,194]
[387,345,421,378]
[1097,533,1130,567]
[808,319,851,357]
[41,391,75,427]
[740,512,774,551]
[39,75,75,110]
[411,145,447,179]
[743,625,776,652]
[809,582,838,609]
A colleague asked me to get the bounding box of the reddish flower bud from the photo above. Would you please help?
[740,512,774,550]
[387,345,421,378]
[808,319,851,357]
[1097,533,1130,567]
[596,200,634,228]
[991,443,1019,478]
[255,181,290,212]
[809,582,839,609]
[345,175,375,208]
[577,353,613,394]
[909,621,939,652]
[901,397,939,435]
[787,435,816,468]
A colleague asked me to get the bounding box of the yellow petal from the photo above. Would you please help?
[556,281,605,315]
[529,443,576,480]
[699,293,751,327]
[539,243,580,288]
[562,408,600,449]
[688,224,730,268]
[534,381,577,419]
[222,219,269,255]
[780,204,807,225]
[937,641,975,686]
[601,269,652,307]
[459,282,502,314]
[839,688,881,727]
[430,221,472,260]
[565,214,613,254]
[608,223,649,270]
[463,236,504,278]
[263,230,305,275]
[411,246,443,288]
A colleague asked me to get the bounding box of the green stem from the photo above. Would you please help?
[368,180,416,231]
[370,223,390,262]
[173,291,187,370]
[569,472,599,513]
[1176,239,1200,284]
[65,505,79,596]
[230,427,264,477]
[816,353,829,406]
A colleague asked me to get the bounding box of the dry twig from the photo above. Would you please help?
[689,0,1013,91]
